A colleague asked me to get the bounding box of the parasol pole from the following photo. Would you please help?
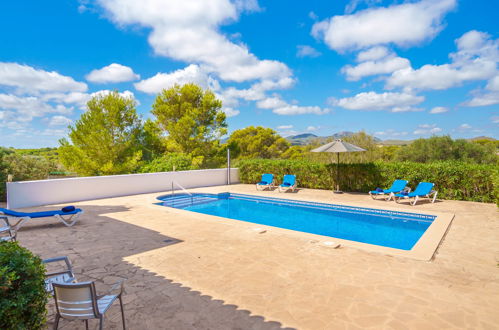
[336,152,340,192]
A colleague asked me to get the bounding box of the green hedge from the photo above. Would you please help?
[237,159,498,203]
[0,241,48,329]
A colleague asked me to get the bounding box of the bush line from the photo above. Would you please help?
[237,159,498,204]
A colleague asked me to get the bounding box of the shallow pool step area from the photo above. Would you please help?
[160,194,217,209]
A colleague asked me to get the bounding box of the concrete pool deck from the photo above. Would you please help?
[11,184,499,329]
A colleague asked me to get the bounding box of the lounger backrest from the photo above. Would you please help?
[261,173,274,184]
[390,180,408,192]
[413,182,434,195]
[0,208,23,217]
[53,282,99,319]
[283,175,296,186]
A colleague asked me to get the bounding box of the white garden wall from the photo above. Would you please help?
[7,168,239,209]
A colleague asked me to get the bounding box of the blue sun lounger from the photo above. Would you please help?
[394,182,438,205]
[369,179,409,201]
[278,175,297,192]
[0,206,83,231]
[256,173,275,190]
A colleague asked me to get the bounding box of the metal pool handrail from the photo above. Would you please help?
[171,180,193,206]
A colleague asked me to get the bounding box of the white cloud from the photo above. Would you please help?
[0,94,73,121]
[97,0,291,83]
[277,125,293,130]
[0,62,87,93]
[356,46,389,62]
[458,123,471,130]
[221,77,296,107]
[487,75,499,91]
[42,92,93,109]
[429,106,449,114]
[90,90,136,102]
[342,55,410,81]
[233,0,261,13]
[312,0,456,52]
[491,116,499,124]
[387,30,498,90]
[345,0,382,15]
[134,65,220,94]
[307,126,319,131]
[464,93,499,107]
[273,105,330,115]
[43,90,137,110]
[413,123,442,135]
[463,75,499,107]
[297,45,321,58]
[40,128,67,137]
[86,63,140,83]
[222,107,240,118]
[256,95,329,115]
[257,97,288,109]
[48,115,73,126]
[331,91,424,112]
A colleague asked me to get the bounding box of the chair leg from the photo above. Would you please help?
[53,314,60,330]
[85,319,89,330]
[119,296,126,330]
[99,316,104,330]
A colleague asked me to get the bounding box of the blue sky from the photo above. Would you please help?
[0,0,498,148]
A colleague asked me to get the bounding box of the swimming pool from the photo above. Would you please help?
[157,193,436,250]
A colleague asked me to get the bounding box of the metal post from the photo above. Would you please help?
[337,152,339,192]
[227,148,231,185]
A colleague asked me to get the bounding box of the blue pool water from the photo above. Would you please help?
[157,193,435,250]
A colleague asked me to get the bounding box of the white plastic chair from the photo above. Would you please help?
[53,280,126,330]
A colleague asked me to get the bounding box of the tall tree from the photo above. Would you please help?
[139,119,166,161]
[227,126,290,159]
[59,91,143,176]
[396,135,497,164]
[151,83,227,167]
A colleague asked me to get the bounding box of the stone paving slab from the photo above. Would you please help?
[10,184,499,329]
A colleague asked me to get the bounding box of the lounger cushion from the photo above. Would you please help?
[62,206,76,213]
[257,174,274,186]
[0,207,82,218]
[395,182,434,198]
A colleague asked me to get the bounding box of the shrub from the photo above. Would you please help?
[139,152,195,173]
[0,147,13,201]
[237,159,498,203]
[0,153,51,202]
[0,241,48,329]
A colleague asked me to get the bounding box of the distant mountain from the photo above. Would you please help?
[289,133,318,139]
[286,133,323,146]
[331,131,355,139]
[468,136,496,141]
[286,131,385,146]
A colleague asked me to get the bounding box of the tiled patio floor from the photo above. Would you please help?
[12,184,499,329]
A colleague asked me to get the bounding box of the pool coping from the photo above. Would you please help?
[155,192,455,261]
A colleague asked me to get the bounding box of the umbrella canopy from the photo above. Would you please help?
[311,140,366,153]
[311,139,366,193]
